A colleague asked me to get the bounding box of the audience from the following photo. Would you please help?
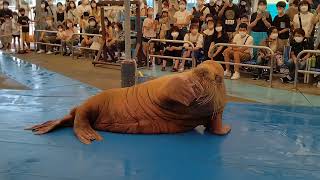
[273,1,290,46]
[209,20,229,61]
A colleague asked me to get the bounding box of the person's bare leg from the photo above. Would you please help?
[234,51,241,72]
[162,59,167,67]
[173,59,179,69]
[224,48,231,71]
[209,111,231,135]
[180,51,190,69]
[26,108,77,134]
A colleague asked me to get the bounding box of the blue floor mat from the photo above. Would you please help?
[1,53,320,180]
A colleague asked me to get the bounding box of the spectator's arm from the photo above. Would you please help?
[262,13,272,28]
[195,34,204,50]
[183,34,190,49]
[218,3,227,18]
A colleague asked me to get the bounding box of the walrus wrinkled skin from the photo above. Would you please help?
[26,61,231,144]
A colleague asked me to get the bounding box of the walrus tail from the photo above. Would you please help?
[25,107,76,135]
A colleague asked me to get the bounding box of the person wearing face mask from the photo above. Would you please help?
[254,27,285,80]
[56,24,65,54]
[249,0,272,51]
[238,0,251,17]
[273,1,290,46]
[142,7,157,63]
[37,16,57,54]
[218,0,240,41]
[67,1,78,25]
[18,8,30,51]
[1,15,12,51]
[77,0,91,19]
[192,0,210,28]
[62,19,79,56]
[103,22,125,61]
[281,28,312,83]
[55,2,66,24]
[158,10,170,40]
[223,23,253,80]
[293,0,318,40]
[173,0,191,37]
[202,20,215,60]
[79,16,99,56]
[162,26,183,71]
[208,20,229,62]
[19,0,31,18]
[35,1,50,51]
[176,24,204,72]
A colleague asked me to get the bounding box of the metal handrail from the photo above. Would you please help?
[213,43,275,87]
[146,39,196,68]
[34,30,62,54]
[294,50,320,89]
[71,33,103,59]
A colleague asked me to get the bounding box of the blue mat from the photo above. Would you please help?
[1,53,320,180]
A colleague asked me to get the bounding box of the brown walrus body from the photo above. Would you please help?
[27,61,230,144]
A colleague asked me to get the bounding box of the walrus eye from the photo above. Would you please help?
[215,76,223,83]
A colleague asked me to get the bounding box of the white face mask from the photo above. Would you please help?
[239,31,246,37]
[294,36,304,43]
[270,33,278,39]
[300,5,308,12]
[114,28,119,32]
[215,26,222,32]
[41,4,45,8]
[240,1,246,6]
[258,5,266,11]
[216,0,222,6]
[89,21,96,27]
[179,4,186,11]
[58,28,63,32]
[171,32,179,38]
[67,23,73,28]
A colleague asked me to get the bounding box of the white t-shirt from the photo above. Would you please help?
[143,17,156,38]
[232,33,254,57]
[184,33,204,49]
[174,10,191,25]
[293,12,314,37]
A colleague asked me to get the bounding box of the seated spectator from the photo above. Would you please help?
[280,28,312,83]
[62,19,79,56]
[37,16,57,54]
[55,2,66,24]
[105,22,125,61]
[158,10,170,39]
[202,19,215,60]
[201,14,214,31]
[218,0,240,41]
[80,16,99,54]
[192,0,210,28]
[208,20,229,61]
[174,0,191,37]
[273,1,290,46]
[249,0,272,49]
[162,26,183,72]
[55,24,64,54]
[1,15,12,51]
[253,26,285,80]
[176,24,203,72]
[223,23,253,80]
[237,15,249,32]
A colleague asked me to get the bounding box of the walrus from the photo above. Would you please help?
[26,61,231,144]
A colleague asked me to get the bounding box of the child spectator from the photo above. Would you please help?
[209,20,229,61]
[280,28,312,83]
[1,15,12,51]
[223,23,253,80]
[162,26,183,72]
[202,19,215,60]
[90,0,100,23]
[18,8,30,51]
[218,0,240,41]
[192,0,210,28]
[249,0,272,48]
[142,7,157,60]
[176,24,203,72]
[12,12,20,52]
[174,0,191,37]
[37,16,57,54]
[254,27,285,80]
[56,2,66,24]
[273,1,290,46]
[158,10,170,39]
[62,19,79,56]
[67,1,77,25]
[80,16,99,55]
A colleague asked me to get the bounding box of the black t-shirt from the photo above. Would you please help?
[272,14,290,39]
[18,16,30,32]
[213,32,229,59]
[291,38,313,57]
[222,4,240,32]
[250,12,272,32]
[57,12,65,23]
[165,29,184,47]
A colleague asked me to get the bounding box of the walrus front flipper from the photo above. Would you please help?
[158,76,203,106]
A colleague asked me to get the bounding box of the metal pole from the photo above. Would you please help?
[124,0,132,60]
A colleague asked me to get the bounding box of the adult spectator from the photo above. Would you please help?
[273,1,290,46]
[218,0,240,41]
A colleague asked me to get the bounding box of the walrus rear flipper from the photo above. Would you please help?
[25,108,76,135]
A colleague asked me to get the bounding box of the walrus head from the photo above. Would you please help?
[191,61,226,113]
